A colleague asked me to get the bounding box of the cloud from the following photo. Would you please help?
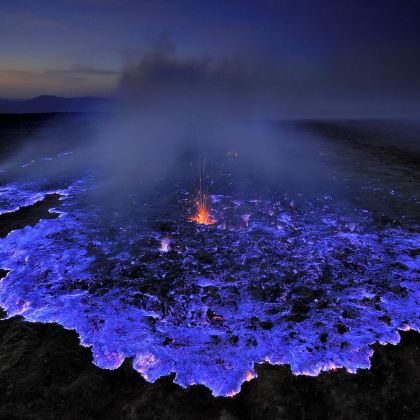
[116,33,420,119]
[117,36,258,119]
[45,65,121,77]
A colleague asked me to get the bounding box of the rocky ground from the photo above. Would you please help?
[0,312,419,420]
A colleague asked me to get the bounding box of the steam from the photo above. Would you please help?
[1,39,330,211]
[86,39,325,199]
[91,39,258,185]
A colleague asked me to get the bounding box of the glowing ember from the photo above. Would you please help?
[245,370,256,381]
[159,237,171,252]
[190,192,215,225]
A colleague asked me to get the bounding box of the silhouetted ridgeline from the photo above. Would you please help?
[0,95,111,114]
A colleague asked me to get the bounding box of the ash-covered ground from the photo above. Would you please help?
[0,114,419,418]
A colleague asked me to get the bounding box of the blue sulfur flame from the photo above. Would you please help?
[0,174,419,397]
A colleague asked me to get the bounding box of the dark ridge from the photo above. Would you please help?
[0,112,61,128]
[0,96,111,114]
[0,316,418,420]
[0,193,62,238]
[298,120,420,167]
[0,113,95,168]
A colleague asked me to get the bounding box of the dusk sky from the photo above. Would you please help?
[1,0,419,117]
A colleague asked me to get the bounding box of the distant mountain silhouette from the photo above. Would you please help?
[0,95,111,113]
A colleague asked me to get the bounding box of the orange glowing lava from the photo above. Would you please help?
[190,192,215,225]
[245,370,255,381]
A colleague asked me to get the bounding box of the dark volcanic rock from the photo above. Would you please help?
[259,319,274,330]
[196,249,215,264]
[335,323,349,334]
[0,194,62,238]
[287,299,311,322]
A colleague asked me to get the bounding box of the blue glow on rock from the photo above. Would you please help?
[0,173,419,397]
[0,181,67,216]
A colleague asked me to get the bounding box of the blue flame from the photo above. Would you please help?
[0,174,419,397]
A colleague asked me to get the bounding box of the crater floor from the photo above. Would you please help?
[0,173,418,396]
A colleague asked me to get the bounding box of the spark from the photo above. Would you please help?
[190,191,215,225]
[189,159,215,225]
